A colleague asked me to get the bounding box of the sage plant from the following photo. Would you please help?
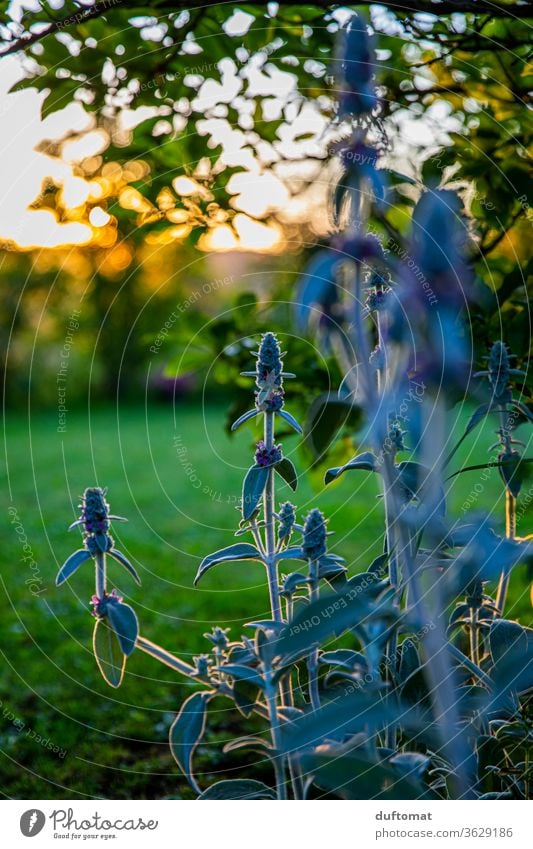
[56,328,533,799]
[53,14,533,801]
[293,12,533,799]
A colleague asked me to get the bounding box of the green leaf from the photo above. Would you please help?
[169,691,213,795]
[275,457,298,490]
[277,409,303,434]
[276,546,304,562]
[304,393,356,459]
[280,572,308,594]
[232,678,261,717]
[316,554,347,579]
[106,602,139,657]
[198,779,276,800]
[194,543,263,586]
[245,621,284,637]
[221,664,265,689]
[445,403,493,464]
[389,752,430,779]
[274,585,398,662]
[300,745,429,800]
[498,450,527,497]
[55,549,91,586]
[512,401,533,423]
[325,451,377,484]
[242,465,269,520]
[281,692,419,754]
[93,618,126,689]
[489,619,528,665]
[320,649,366,670]
[231,409,259,431]
[488,622,533,706]
[223,736,272,753]
[108,549,142,585]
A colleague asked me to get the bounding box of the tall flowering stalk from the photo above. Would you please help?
[302,509,328,709]
[57,488,141,687]
[229,331,302,623]
[295,13,533,798]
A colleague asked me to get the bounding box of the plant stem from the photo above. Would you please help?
[496,489,516,615]
[496,408,517,615]
[95,551,106,598]
[136,635,197,678]
[382,455,399,748]
[400,527,476,798]
[352,262,372,401]
[469,607,480,667]
[262,409,302,796]
[447,643,493,687]
[264,411,282,622]
[265,673,287,800]
[307,558,320,710]
[250,519,266,556]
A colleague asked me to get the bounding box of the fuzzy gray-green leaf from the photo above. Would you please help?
[169,690,212,794]
[198,779,276,800]
[55,549,92,586]
[275,457,298,490]
[242,465,269,520]
[93,618,126,689]
[106,601,139,657]
[194,542,263,586]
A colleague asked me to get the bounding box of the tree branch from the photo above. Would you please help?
[1,1,532,58]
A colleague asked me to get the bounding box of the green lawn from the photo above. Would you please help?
[1,402,531,798]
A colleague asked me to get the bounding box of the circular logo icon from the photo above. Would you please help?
[20,810,46,837]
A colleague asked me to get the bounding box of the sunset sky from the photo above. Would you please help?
[0,5,456,252]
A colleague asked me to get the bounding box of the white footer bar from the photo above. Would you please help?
[2,799,530,848]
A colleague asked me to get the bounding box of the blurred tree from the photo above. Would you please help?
[0,1,531,402]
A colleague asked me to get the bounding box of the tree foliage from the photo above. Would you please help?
[0,1,531,399]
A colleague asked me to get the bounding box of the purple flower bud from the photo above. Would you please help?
[336,15,377,118]
[81,488,110,535]
[256,332,283,386]
[365,288,391,312]
[256,389,285,413]
[90,588,123,618]
[487,341,512,400]
[244,332,294,412]
[204,626,230,650]
[334,232,385,264]
[193,654,212,677]
[386,419,407,453]
[410,189,472,305]
[254,440,282,467]
[302,508,328,561]
[86,533,113,556]
[277,501,296,541]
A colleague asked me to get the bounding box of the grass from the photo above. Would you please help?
[1,401,531,799]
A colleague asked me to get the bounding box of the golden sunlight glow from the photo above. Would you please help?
[62,129,109,161]
[199,214,283,253]
[60,175,94,209]
[89,206,111,227]
[12,210,92,249]
[0,56,308,254]
[119,186,154,213]
[172,176,201,196]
